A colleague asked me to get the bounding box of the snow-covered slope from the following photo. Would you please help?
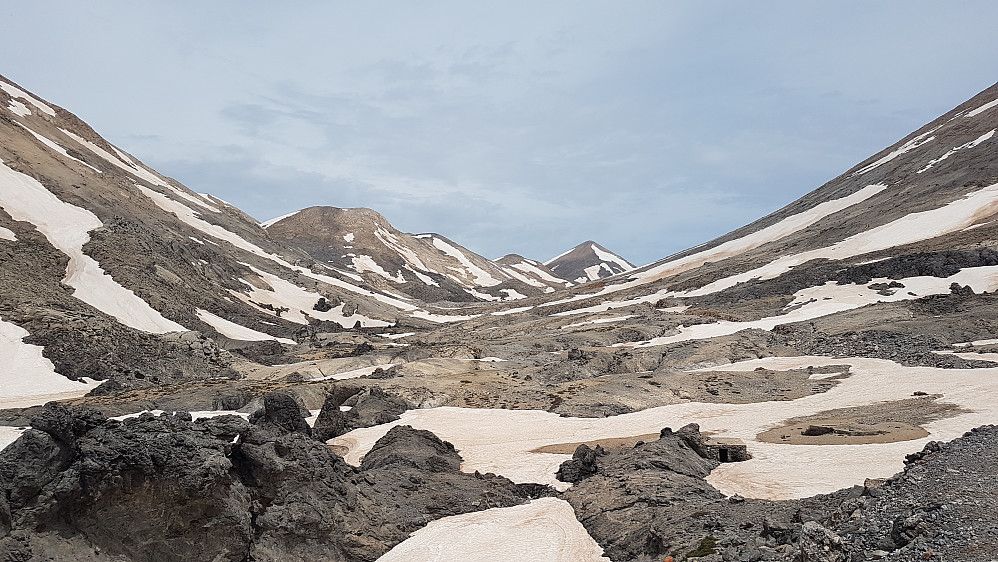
[0,74,495,394]
[544,241,634,283]
[532,81,998,323]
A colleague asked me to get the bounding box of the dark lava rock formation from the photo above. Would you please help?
[559,424,998,562]
[0,397,540,562]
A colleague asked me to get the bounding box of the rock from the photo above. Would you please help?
[555,443,603,483]
[359,425,462,473]
[798,521,847,561]
[312,394,347,441]
[343,387,410,430]
[248,391,311,436]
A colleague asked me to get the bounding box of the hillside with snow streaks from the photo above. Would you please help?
[0,160,186,333]
[264,206,573,302]
[544,240,635,283]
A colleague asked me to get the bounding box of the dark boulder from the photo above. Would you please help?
[555,443,604,483]
[360,425,462,473]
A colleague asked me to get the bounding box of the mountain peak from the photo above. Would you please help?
[544,241,634,283]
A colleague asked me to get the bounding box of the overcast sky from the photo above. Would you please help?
[5,2,998,265]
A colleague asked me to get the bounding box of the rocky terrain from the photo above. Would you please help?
[3,74,998,561]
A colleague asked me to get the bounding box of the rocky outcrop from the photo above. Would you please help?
[0,401,533,562]
[559,424,998,561]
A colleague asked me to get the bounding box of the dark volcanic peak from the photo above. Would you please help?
[544,240,635,283]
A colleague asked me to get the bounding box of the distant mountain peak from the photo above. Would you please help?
[545,241,634,283]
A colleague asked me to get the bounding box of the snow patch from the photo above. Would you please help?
[917,129,995,173]
[0,80,56,116]
[966,98,998,118]
[7,99,30,117]
[0,226,15,241]
[196,309,296,345]
[590,244,633,271]
[377,498,610,562]
[1,316,102,409]
[260,210,301,228]
[432,237,502,286]
[0,160,186,333]
[16,122,102,172]
[344,232,355,242]
[852,128,939,176]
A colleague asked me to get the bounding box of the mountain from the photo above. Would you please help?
[263,205,570,302]
[544,240,635,283]
[4,74,998,562]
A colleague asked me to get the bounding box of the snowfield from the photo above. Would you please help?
[332,354,998,500]
[376,498,610,562]
[195,309,296,345]
[0,160,187,334]
[0,316,102,409]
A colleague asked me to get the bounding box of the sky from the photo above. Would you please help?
[4,2,998,266]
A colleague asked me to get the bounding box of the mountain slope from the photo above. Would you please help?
[263,206,569,302]
[544,240,635,283]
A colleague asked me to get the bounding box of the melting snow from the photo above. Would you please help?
[687,183,998,297]
[0,226,15,241]
[0,160,186,333]
[232,265,392,328]
[7,99,31,117]
[966,98,998,118]
[590,244,633,271]
[561,315,635,329]
[432,237,502,287]
[333,354,998,500]
[344,232,355,242]
[60,129,219,213]
[917,129,995,173]
[16,122,102,173]
[260,210,300,228]
[0,80,56,116]
[196,309,296,345]
[313,363,401,381]
[625,266,998,348]
[0,316,102,409]
[852,127,939,176]
[376,498,610,562]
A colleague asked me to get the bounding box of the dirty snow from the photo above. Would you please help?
[492,306,534,316]
[508,260,568,285]
[59,129,219,213]
[590,244,633,271]
[7,99,31,117]
[333,354,998,499]
[260,210,301,228]
[687,183,998,297]
[16,122,102,172]
[623,266,998,348]
[352,255,406,283]
[966,98,998,118]
[0,316,102,409]
[917,129,995,173]
[852,127,939,176]
[313,362,401,381]
[376,498,610,562]
[0,427,26,452]
[0,80,56,116]
[196,309,296,345]
[233,265,392,328]
[0,160,186,333]
[432,237,502,286]
[561,315,636,329]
